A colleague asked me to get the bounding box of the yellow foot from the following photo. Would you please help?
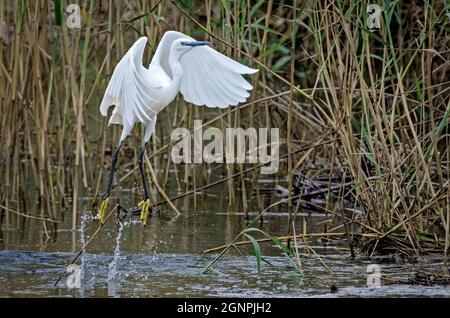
[138,199,151,225]
[97,197,110,223]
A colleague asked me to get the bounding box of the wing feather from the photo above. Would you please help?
[100,37,157,129]
[179,46,257,108]
[199,50,243,107]
[152,31,258,108]
[150,30,257,109]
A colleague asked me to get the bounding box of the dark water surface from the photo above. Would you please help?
[0,186,449,297]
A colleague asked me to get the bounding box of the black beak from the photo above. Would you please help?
[184,41,211,47]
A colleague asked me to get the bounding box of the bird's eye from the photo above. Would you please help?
[180,41,186,46]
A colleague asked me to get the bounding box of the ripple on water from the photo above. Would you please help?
[0,249,449,297]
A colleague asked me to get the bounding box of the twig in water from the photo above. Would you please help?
[0,204,60,223]
[202,232,347,254]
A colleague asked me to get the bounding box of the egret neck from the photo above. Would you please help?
[168,44,184,86]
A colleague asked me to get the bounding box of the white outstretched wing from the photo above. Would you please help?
[151,31,258,108]
[100,36,157,128]
[179,46,258,108]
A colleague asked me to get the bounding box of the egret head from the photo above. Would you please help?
[171,38,211,57]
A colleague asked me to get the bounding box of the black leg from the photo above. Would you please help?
[138,142,149,200]
[102,141,123,201]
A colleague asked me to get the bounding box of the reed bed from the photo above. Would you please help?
[0,0,449,261]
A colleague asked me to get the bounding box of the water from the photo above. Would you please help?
[0,188,449,297]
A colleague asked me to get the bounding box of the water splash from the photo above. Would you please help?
[107,219,140,297]
[79,212,94,296]
[79,213,92,277]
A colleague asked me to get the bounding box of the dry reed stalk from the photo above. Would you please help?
[0,0,448,259]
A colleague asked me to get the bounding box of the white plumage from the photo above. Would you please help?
[100,31,258,143]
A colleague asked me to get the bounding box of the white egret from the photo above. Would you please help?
[98,31,258,223]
